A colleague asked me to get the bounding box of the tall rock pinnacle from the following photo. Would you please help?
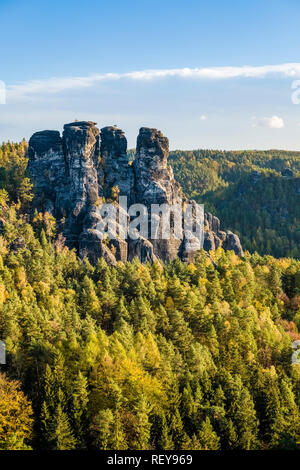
[62,121,100,247]
[131,128,183,261]
[28,130,66,216]
[133,127,181,207]
[100,126,133,200]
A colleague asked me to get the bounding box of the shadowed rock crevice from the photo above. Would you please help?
[28,121,243,264]
[100,126,133,200]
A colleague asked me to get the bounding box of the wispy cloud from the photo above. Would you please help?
[6,63,300,101]
[251,115,285,129]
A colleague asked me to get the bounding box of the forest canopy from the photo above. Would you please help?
[168,149,300,259]
[0,142,299,450]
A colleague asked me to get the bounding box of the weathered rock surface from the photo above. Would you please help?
[133,127,182,261]
[27,121,243,264]
[128,237,157,263]
[222,230,244,257]
[63,121,101,248]
[28,130,66,215]
[100,126,133,200]
[133,127,181,207]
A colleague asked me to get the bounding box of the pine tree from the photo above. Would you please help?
[134,396,151,450]
[49,405,76,450]
[90,409,114,450]
[110,410,127,450]
[226,419,238,450]
[233,387,258,450]
[40,401,51,449]
[158,414,174,450]
[71,371,88,447]
[198,417,220,450]
[169,408,185,450]
[113,296,130,330]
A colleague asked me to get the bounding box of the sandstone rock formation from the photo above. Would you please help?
[100,126,133,200]
[28,121,243,264]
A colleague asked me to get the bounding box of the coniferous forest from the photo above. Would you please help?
[0,141,300,451]
[168,149,300,259]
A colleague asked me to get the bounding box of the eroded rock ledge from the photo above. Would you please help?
[27,121,243,265]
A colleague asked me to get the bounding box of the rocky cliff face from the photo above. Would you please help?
[100,126,133,200]
[28,130,66,216]
[28,121,243,264]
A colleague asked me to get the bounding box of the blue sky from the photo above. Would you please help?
[1,0,300,149]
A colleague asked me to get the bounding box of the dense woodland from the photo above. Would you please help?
[0,142,299,450]
[168,149,300,259]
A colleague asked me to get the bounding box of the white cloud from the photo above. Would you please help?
[6,62,300,101]
[252,115,285,129]
[268,116,285,128]
[200,115,207,121]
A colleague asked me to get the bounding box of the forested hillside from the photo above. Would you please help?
[168,149,300,259]
[0,141,299,450]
